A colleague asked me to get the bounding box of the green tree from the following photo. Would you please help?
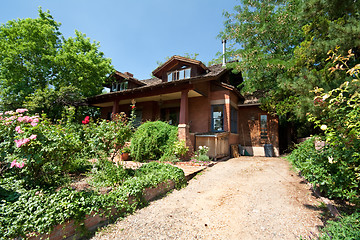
[219,0,360,122]
[24,86,85,121]
[0,8,113,112]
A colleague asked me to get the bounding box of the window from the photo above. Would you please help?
[211,105,224,132]
[167,67,191,82]
[260,115,268,139]
[111,81,128,92]
[230,107,238,133]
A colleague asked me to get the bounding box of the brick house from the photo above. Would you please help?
[87,56,279,158]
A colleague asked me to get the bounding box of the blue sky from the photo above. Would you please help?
[0,0,238,80]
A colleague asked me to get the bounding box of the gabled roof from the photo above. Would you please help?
[106,71,146,87]
[152,55,209,78]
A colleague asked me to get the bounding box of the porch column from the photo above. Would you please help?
[224,93,231,132]
[178,90,193,152]
[112,99,119,119]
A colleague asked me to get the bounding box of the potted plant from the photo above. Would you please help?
[120,146,131,161]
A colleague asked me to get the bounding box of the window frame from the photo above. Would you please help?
[111,81,128,92]
[211,104,224,132]
[260,114,268,140]
[167,67,191,82]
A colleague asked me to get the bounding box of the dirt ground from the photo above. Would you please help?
[92,157,324,240]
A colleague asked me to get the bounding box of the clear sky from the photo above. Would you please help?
[0,0,238,80]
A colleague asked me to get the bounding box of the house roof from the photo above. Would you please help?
[152,55,209,78]
[106,71,146,86]
[87,63,228,105]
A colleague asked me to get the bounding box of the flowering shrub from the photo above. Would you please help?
[190,145,210,164]
[290,49,360,204]
[82,111,133,161]
[0,110,85,187]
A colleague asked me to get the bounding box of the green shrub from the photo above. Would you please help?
[0,162,186,239]
[82,112,133,161]
[317,212,360,239]
[130,121,178,162]
[135,161,186,188]
[288,137,360,203]
[90,157,134,188]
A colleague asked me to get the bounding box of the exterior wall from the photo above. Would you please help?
[238,106,279,156]
[188,96,210,133]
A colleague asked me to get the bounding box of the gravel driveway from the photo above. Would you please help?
[92,157,323,240]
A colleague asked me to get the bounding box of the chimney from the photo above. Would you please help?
[124,72,133,78]
[222,39,227,66]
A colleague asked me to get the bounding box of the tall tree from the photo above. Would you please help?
[0,8,113,111]
[220,0,360,121]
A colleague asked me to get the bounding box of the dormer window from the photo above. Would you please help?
[167,67,191,82]
[111,81,128,92]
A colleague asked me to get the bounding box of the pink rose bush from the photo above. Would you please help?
[0,108,83,187]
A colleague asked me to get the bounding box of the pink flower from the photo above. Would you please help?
[14,139,22,148]
[16,162,25,168]
[15,126,24,134]
[10,160,25,169]
[31,122,38,127]
[16,108,28,113]
[5,111,14,115]
[82,116,90,125]
[32,118,39,123]
[29,134,37,140]
[14,138,30,148]
[10,160,17,168]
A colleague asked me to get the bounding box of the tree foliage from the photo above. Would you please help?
[220,0,360,121]
[0,8,113,113]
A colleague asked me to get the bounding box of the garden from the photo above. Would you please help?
[288,50,360,239]
[0,103,212,239]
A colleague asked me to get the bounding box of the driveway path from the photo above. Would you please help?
[92,157,323,239]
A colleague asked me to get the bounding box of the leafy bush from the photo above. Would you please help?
[173,140,189,160]
[288,137,360,203]
[82,112,133,161]
[317,212,360,239]
[289,50,360,204]
[0,110,83,188]
[0,162,185,239]
[130,121,178,162]
[90,158,134,188]
[135,161,186,188]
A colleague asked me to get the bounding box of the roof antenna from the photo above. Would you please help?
[222,39,227,66]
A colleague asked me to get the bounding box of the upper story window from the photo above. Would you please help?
[111,81,128,92]
[167,67,191,82]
